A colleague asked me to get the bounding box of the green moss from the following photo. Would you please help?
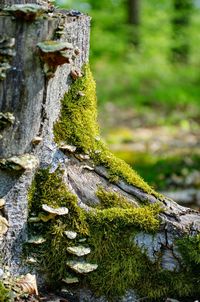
[85,202,160,300]
[0,282,11,302]
[88,204,160,233]
[28,168,88,234]
[28,168,199,300]
[177,234,200,265]
[54,64,99,153]
[53,64,160,198]
[86,211,200,300]
[96,187,134,209]
[27,168,88,280]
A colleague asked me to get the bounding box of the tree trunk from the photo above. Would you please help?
[0,2,200,302]
[171,0,193,63]
[127,0,140,47]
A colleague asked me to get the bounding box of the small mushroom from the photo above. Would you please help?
[66,261,98,274]
[27,236,46,244]
[78,238,87,243]
[59,143,76,153]
[32,136,43,145]
[0,112,15,130]
[16,273,38,295]
[0,216,9,236]
[64,231,77,240]
[28,217,41,223]
[42,204,69,216]
[75,154,90,161]
[0,154,38,171]
[74,47,80,56]
[70,69,82,80]
[67,246,91,257]
[82,165,94,171]
[5,4,47,21]
[0,198,5,209]
[26,257,37,264]
[62,277,79,284]
[77,91,85,97]
[37,41,74,75]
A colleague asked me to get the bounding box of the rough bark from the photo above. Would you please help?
[0,2,200,302]
[0,0,90,273]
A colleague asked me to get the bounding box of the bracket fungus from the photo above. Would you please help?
[0,35,15,80]
[0,154,38,171]
[42,204,69,216]
[37,41,74,77]
[70,68,82,80]
[67,246,91,257]
[0,216,9,236]
[4,4,47,21]
[66,261,98,274]
[0,112,15,130]
[32,136,43,145]
[16,273,38,296]
[27,236,46,245]
[62,277,79,284]
[0,198,5,209]
[64,231,77,239]
[59,143,76,153]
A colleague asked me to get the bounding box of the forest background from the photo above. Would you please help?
[56,0,200,208]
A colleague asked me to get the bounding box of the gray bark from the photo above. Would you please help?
[0,1,90,274]
[0,0,37,7]
[0,2,200,302]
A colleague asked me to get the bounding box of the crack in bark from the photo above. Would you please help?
[38,75,48,135]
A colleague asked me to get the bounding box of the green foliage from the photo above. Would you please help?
[114,151,200,191]
[0,282,11,302]
[57,0,200,116]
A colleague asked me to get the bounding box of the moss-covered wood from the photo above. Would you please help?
[0,2,200,302]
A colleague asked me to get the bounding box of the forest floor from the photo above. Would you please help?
[99,103,200,209]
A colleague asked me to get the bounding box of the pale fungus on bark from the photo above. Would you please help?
[27,236,46,245]
[67,246,91,256]
[0,35,15,80]
[42,204,69,216]
[0,216,9,236]
[64,231,77,239]
[0,198,5,209]
[62,277,79,284]
[0,154,38,171]
[66,261,98,274]
[4,4,47,21]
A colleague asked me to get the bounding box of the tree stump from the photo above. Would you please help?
[0,2,200,302]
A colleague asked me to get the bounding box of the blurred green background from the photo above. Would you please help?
[57,0,200,208]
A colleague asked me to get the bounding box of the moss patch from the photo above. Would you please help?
[27,168,88,281]
[96,186,134,209]
[0,282,10,302]
[53,64,160,198]
[28,168,200,300]
[177,234,200,265]
[28,168,88,234]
